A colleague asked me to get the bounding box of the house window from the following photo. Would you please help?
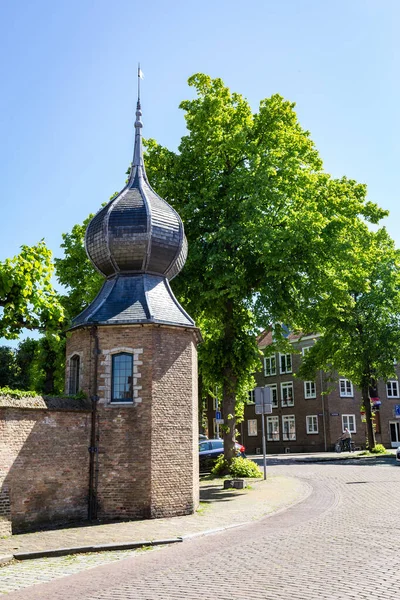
[304,381,316,399]
[280,353,292,374]
[266,384,278,408]
[111,353,133,403]
[281,382,294,407]
[339,379,353,397]
[282,415,296,441]
[306,415,318,434]
[248,419,258,436]
[387,380,399,398]
[248,390,255,404]
[264,355,276,376]
[342,414,356,433]
[302,346,312,356]
[267,416,279,441]
[69,355,80,395]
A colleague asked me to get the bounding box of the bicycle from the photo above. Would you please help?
[334,438,355,452]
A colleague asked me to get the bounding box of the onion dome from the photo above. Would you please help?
[85,100,187,280]
[71,81,194,330]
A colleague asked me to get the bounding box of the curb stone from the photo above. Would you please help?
[13,538,183,561]
[0,554,13,566]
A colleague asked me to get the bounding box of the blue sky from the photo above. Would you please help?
[0,0,399,343]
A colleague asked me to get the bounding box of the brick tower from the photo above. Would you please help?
[65,79,200,520]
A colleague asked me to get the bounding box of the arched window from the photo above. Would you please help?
[111,353,133,403]
[69,355,80,395]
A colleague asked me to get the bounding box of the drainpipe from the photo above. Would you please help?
[88,326,99,521]
[320,370,327,452]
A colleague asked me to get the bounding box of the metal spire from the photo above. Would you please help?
[130,64,145,177]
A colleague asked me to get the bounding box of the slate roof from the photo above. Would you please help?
[71,274,195,329]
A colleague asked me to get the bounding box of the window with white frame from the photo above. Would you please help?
[280,353,292,374]
[111,352,133,403]
[247,390,255,404]
[248,419,258,436]
[304,381,316,399]
[265,383,278,407]
[267,416,279,441]
[281,382,294,407]
[339,379,353,397]
[342,414,356,433]
[387,380,399,398]
[264,355,276,376]
[302,346,312,356]
[306,415,318,434]
[282,415,296,440]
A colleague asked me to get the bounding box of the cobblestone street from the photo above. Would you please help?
[3,460,400,599]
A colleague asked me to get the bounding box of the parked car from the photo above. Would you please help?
[199,439,246,471]
[396,447,400,463]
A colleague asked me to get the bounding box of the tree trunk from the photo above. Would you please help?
[222,369,237,464]
[221,299,238,470]
[362,381,376,449]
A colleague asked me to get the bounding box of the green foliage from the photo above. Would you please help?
[0,386,40,398]
[55,216,104,321]
[144,73,388,460]
[370,444,387,454]
[0,346,17,388]
[211,455,262,478]
[0,241,64,338]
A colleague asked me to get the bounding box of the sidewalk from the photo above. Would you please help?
[0,474,310,564]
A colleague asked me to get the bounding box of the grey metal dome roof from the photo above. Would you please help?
[85,100,187,280]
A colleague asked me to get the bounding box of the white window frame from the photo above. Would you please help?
[264,355,276,377]
[342,414,356,433]
[302,346,312,356]
[306,415,318,434]
[280,353,292,374]
[248,419,258,437]
[247,389,255,404]
[387,380,399,398]
[267,416,279,441]
[282,415,296,441]
[339,379,353,397]
[304,381,316,399]
[266,383,278,408]
[281,382,294,407]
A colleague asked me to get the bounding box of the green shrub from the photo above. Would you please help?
[211,455,262,478]
[370,444,387,454]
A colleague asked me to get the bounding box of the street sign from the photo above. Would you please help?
[254,387,272,413]
[215,410,221,420]
[215,418,224,425]
[395,405,400,418]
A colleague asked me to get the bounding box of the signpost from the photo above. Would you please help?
[254,387,272,480]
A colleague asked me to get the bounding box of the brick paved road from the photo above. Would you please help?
[4,461,400,599]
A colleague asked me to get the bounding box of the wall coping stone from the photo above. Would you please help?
[0,395,92,411]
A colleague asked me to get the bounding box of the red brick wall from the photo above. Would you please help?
[0,402,91,534]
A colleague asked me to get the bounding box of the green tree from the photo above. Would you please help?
[14,338,38,390]
[144,74,388,463]
[0,346,17,388]
[298,228,400,449]
[0,241,64,339]
[55,217,103,321]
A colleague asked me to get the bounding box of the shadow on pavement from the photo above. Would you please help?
[199,484,245,503]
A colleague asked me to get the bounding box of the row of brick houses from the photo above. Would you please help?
[206,330,400,454]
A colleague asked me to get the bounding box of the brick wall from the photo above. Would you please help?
[0,398,91,534]
[65,323,199,521]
